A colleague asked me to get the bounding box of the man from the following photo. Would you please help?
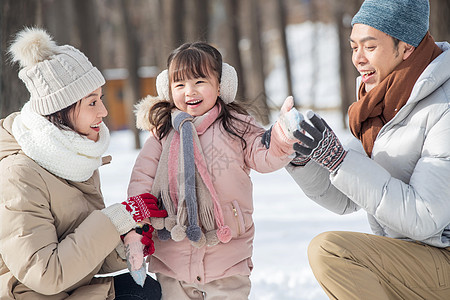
[287,0,450,298]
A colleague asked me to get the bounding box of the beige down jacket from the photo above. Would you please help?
[0,113,126,299]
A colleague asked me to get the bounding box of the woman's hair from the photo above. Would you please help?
[149,42,252,149]
[45,100,85,136]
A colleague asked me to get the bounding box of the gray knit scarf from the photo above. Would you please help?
[150,105,231,248]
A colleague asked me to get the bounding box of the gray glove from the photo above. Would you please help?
[293,111,347,173]
[261,126,273,149]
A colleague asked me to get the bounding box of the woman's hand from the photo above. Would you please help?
[123,230,148,287]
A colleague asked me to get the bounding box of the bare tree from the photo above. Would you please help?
[73,0,101,69]
[244,0,270,125]
[307,0,319,110]
[1,0,41,118]
[223,0,245,101]
[430,0,450,42]
[41,0,75,46]
[333,0,361,128]
[184,0,209,42]
[159,0,185,65]
[119,0,142,149]
[275,0,294,104]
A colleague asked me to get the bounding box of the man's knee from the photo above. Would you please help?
[307,231,352,270]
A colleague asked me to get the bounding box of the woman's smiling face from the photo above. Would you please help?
[69,87,108,141]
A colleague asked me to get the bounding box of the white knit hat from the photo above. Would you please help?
[9,27,105,115]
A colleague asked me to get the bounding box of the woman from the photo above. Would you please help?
[0,27,161,299]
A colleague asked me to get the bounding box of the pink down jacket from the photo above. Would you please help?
[128,96,295,284]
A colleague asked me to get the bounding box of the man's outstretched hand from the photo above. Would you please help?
[293,110,347,173]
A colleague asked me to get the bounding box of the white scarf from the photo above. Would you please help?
[12,102,110,182]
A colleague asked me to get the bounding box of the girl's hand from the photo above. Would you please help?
[262,96,304,149]
[278,96,304,140]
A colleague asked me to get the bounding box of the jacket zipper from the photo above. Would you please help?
[232,203,241,235]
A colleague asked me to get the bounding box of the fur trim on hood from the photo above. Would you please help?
[134,95,166,131]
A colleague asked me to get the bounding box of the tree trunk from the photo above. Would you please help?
[184,0,209,42]
[223,0,245,101]
[275,0,294,104]
[120,0,141,149]
[334,0,361,128]
[160,0,185,61]
[246,0,270,125]
[1,0,41,118]
[41,0,74,46]
[430,0,450,42]
[308,0,318,110]
[73,0,101,70]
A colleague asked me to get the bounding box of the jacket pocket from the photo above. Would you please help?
[223,200,246,238]
[231,200,246,236]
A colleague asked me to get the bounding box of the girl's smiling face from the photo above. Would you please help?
[167,43,223,117]
[69,87,108,141]
[170,75,220,116]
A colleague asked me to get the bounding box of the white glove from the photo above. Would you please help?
[278,96,304,139]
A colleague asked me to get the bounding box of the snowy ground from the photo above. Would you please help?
[100,110,371,300]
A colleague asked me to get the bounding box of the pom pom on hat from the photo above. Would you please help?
[9,27,58,68]
[8,27,105,115]
[351,0,429,47]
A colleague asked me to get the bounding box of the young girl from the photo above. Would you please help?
[127,42,297,299]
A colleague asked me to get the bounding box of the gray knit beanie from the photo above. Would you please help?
[351,0,429,47]
[9,27,105,115]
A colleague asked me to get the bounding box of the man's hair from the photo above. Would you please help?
[392,37,400,50]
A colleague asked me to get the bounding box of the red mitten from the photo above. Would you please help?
[122,224,155,258]
[140,193,168,218]
[121,194,153,222]
[124,193,168,221]
[103,193,164,236]
[138,224,155,256]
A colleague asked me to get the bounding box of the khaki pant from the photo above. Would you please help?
[157,273,251,300]
[308,231,450,299]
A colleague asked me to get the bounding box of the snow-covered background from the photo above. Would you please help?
[100,23,371,299]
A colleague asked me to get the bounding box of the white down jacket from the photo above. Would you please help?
[287,42,450,248]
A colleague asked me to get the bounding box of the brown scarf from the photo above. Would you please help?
[348,32,442,156]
